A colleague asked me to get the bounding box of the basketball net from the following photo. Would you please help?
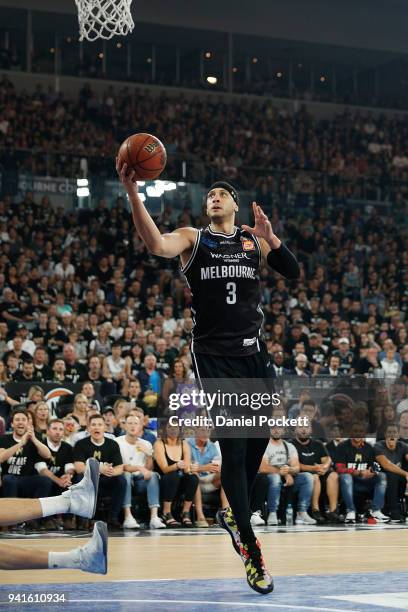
[75,0,135,41]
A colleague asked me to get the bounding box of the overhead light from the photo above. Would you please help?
[77,178,88,187]
[116,42,122,49]
[232,66,238,73]
[77,187,90,197]
[50,48,55,54]
[66,37,72,43]
[298,63,303,69]
[205,51,212,59]
[146,185,164,198]
[276,71,283,78]
[320,75,326,82]
[158,181,177,191]
[177,181,186,186]
[146,57,152,63]
[206,76,217,85]
[252,57,258,64]
[98,52,104,59]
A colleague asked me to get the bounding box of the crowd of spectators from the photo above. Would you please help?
[0,174,405,529]
[1,76,408,203]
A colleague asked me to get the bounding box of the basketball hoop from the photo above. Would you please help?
[75,0,135,41]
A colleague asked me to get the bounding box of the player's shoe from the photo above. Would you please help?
[216,507,240,555]
[63,458,99,518]
[79,521,108,574]
[239,539,274,595]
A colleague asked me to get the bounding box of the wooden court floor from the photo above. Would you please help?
[1,527,407,585]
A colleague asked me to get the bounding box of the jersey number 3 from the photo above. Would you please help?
[226,281,237,304]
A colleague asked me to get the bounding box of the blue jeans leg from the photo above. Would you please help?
[293,472,313,511]
[339,473,355,512]
[145,472,161,508]
[266,473,282,512]
[123,472,133,508]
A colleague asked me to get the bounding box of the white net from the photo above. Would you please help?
[75,0,135,41]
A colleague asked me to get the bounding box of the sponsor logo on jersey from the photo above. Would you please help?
[241,238,255,251]
[209,252,251,260]
[201,237,218,248]
[243,337,257,346]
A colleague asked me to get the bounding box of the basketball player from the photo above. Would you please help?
[117,160,299,594]
[0,458,107,574]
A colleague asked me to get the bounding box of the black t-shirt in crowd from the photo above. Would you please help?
[334,439,376,471]
[291,438,327,466]
[374,440,408,470]
[46,438,74,478]
[0,434,42,476]
[73,436,122,466]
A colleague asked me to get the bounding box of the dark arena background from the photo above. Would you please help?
[0,0,408,610]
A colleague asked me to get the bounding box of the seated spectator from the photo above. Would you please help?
[252,424,314,526]
[187,426,227,527]
[270,350,292,377]
[14,359,40,383]
[27,385,45,404]
[103,407,123,437]
[380,346,402,379]
[129,407,156,445]
[292,422,339,523]
[325,422,344,459]
[298,400,326,440]
[376,404,398,441]
[318,355,343,376]
[335,421,388,523]
[332,338,354,375]
[375,423,408,523]
[73,413,126,529]
[38,419,75,529]
[89,324,112,357]
[33,347,53,381]
[81,381,102,412]
[33,401,50,441]
[62,413,80,446]
[52,358,69,383]
[354,346,382,377]
[116,413,165,529]
[71,393,90,430]
[138,354,164,415]
[289,353,311,377]
[3,335,32,366]
[86,356,106,385]
[398,411,408,443]
[102,342,130,390]
[124,380,143,405]
[0,408,52,508]
[153,418,198,527]
[62,343,88,382]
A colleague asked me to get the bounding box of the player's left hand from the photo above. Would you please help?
[241,202,277,245]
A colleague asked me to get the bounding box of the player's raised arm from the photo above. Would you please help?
[116,158,196,258]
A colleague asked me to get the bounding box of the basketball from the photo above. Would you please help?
[117,133,167,180]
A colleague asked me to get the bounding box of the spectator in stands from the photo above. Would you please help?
[14,359,39,383]
[33,401,50,441]
[332,338,354,376]
[73,413,126,529]
[0,408,52,504]
[290,353,311,377]
[52,358,69,383]
[298,400,326,440]
[38,419,75,529]
[335,421,388,523]
[154,418,198,527]
[292,422,339,523]
[71,393,90,430]
[318,355,343,376]
[376,404,398,441]
[33,347,53,381]
[117,414,165,529]
[270,351,291,377]
[398,411,408,443]
[102,407,123,437]
[81,381,101,412]
[102,342,130,389]
[380,346,402,379]
[375,423,408,523]
[62,414,80,446]
[129,407,156,445]
[325,423,344,460]
[188,426,227,527]
[62,344,87,382]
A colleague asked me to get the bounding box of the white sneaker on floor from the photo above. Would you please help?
[122,515,140,529]
[79,521,108,574]
[267,512,278,526]
[345,511,356,524]
[149,516,166,529]
[295,512,317,525]
[371,510,390,523]
[63,458,99,519]
[250,511,265,526]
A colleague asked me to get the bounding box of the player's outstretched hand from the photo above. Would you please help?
[241,202,276,244]
[116,157,139,193]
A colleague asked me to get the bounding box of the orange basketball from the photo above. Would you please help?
[117,132,167,180]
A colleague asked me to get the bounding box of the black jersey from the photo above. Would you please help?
[183,226,263,356]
